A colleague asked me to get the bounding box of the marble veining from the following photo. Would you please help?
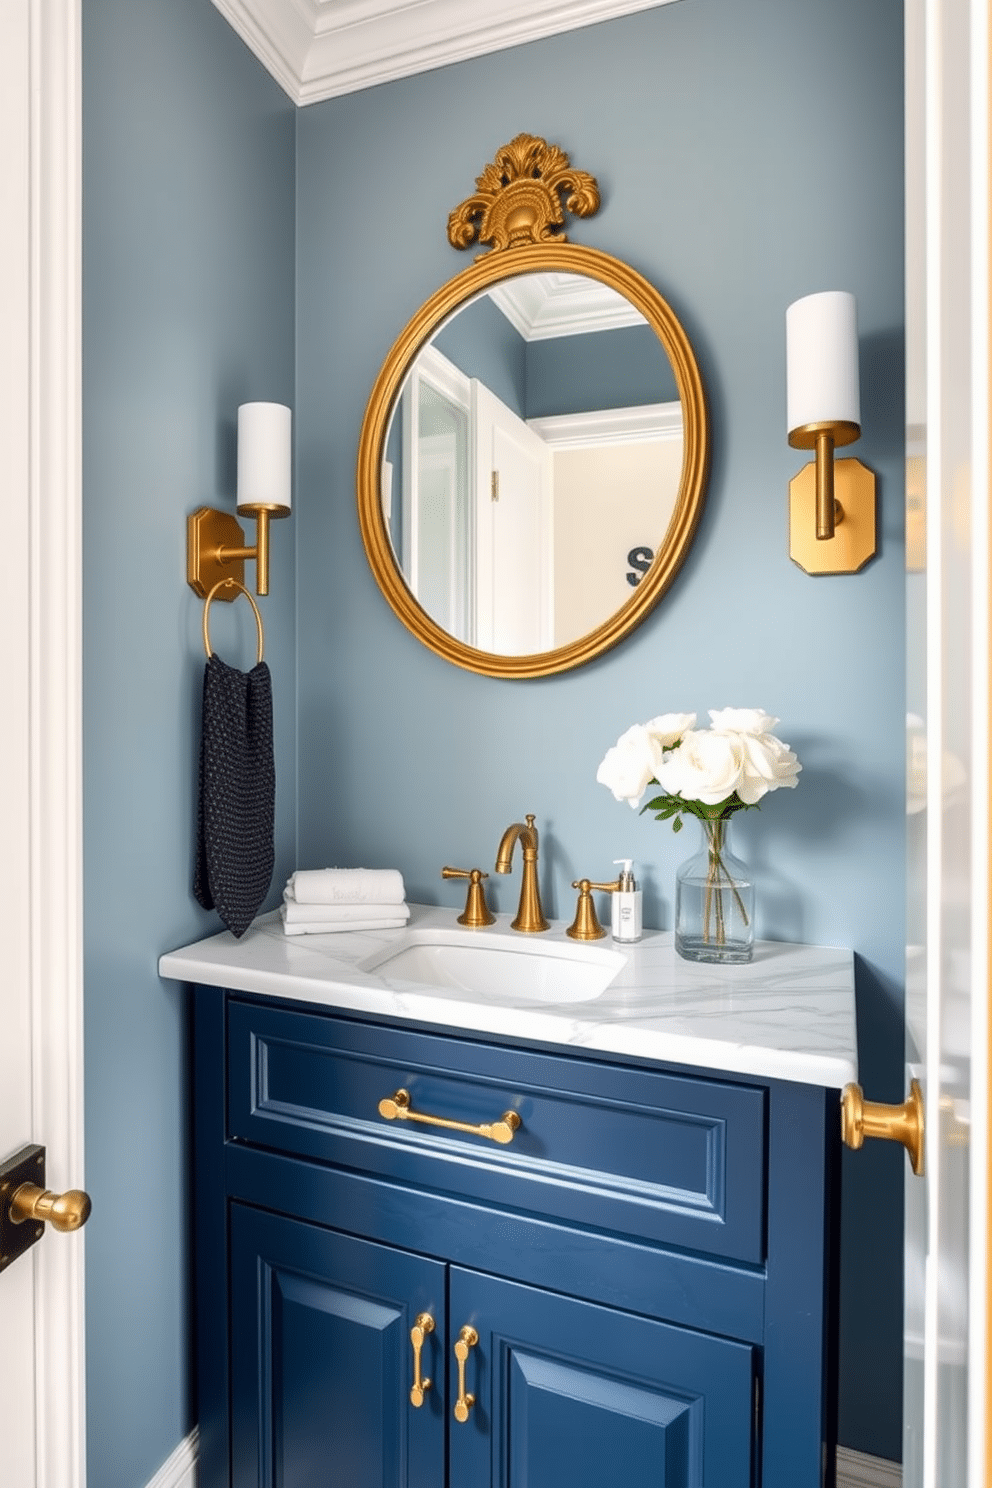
[158,904,858,1088]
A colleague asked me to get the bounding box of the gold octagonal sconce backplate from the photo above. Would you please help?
[789,458,877,575]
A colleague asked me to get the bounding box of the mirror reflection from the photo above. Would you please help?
[381,272,684,656]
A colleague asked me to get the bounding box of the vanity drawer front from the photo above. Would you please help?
[227,1000,767,1264]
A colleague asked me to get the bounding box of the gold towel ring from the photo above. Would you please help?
[202,578,265,664]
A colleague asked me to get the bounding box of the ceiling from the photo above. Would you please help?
[210,0,680,106]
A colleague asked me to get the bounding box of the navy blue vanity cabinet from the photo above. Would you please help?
[194,989,840,1488]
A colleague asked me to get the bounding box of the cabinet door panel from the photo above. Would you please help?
[230,1204,446,1488]
[449,1267,753,1488]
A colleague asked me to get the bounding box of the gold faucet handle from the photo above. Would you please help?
[442,866,496,927]
[566,879,619,941]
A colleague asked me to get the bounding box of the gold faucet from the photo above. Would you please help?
[495,814,550,932]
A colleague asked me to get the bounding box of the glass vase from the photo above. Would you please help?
[674,817,754,964]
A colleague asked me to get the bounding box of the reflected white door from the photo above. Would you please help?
[903,2,987,1484]
[473,380,553,654]
[401,351,473,641]
[0,3,86,1485]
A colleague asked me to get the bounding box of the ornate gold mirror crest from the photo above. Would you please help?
[357,135,710,679]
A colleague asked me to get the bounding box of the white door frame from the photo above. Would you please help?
[1,0,86,1483]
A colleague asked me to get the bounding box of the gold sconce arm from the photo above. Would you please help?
[788,420,860,542]
[841,1079,925,1177]
[186,504,290,600]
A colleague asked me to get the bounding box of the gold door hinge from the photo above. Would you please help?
[491,471,499,502]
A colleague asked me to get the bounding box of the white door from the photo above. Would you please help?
[902,1,987,1484]
[401,347,474,642]
[473,380,553,654]
[0,2,86,1485]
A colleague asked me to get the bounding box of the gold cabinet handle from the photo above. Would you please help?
[841,1079,925,1176]
[409,1311,435,1407]
[9,1182,92,1233]
[453,1325,478,1423]
[378,1088,522,1146]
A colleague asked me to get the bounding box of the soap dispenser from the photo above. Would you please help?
[611,860,642,943]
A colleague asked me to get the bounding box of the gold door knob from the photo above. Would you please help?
[841,1079,925,1176]
[453,1325,478,1423]
[409,1312,435,1407]
[9,1182,92,1233]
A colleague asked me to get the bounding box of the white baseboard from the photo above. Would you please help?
[144,1427,896,1488]
[144,1429,198,1488]
[837,1446,902,1488]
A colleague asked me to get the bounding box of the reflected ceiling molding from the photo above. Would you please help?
[211,0,685,105]
[489,273,645,341]
[527,401,683,449]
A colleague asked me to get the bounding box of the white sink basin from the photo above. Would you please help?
[360,928,626,1003]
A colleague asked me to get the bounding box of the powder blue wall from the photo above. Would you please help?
[526,323,678,415]
[296,0,905,1461]
[82,1,296,1484]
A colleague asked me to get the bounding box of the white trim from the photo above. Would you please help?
[211,0,684,104]
[144,1429,199,1488]
[528,400,682,448]
[415,344,472,410]
[836,1446,902,1488]
[29,7,86,1488]
[967,0,990,1482]
[489,273,644,341]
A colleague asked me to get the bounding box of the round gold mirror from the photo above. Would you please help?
[356,137,710,679]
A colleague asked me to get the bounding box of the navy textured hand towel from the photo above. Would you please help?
[193,654,275,938]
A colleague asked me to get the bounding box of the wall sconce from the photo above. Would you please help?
[187,402,292,598]
[786,291,876,574]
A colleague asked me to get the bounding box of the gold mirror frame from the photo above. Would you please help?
[356,140,710,679]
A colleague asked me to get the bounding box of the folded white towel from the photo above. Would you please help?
[282,893,410,927]
[288,868,406,906]
[280,908,409,936]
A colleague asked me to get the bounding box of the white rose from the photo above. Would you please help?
[708,707,779,735]
[644,712,696,748]
[737,731,802,804]
[655,729,746,805]
[596,724,666,809]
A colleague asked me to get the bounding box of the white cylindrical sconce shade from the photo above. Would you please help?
[786,291,861,434]
[237,402,292,512]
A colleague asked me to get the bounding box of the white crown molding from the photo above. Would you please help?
[490,272,644,341]
[414,344,471,408]
[212,0,682,105]
[528,401,682,448]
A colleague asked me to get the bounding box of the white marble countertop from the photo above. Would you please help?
[158,905,858,1088]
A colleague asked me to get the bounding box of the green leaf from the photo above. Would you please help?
[642,795,669,814]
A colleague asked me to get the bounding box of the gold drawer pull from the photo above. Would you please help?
[453,1325,478,1423]
[841,1079,925,1176]
[378,1088,522,1146]
[409,1311,435,1407]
